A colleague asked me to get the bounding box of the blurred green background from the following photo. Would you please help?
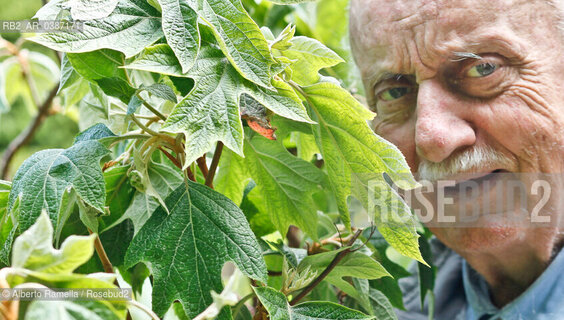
[0,0,79,179]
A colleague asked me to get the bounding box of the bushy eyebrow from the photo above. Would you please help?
[451,51,483,61]
[377,73,406,83]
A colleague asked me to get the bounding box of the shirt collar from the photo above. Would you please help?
[462,248,564,320]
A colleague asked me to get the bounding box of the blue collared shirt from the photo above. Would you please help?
[396,238,564,320]
[463,248,564,320]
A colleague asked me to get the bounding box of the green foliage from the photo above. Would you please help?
[32,0,164,57]
[3,212,127,319]
[124,181,267,318]
[243,132,324,238]
[7,140,109,232]
[0,0,429,318]
[254,286,374,320]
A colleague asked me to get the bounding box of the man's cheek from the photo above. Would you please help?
[478,92,560,170]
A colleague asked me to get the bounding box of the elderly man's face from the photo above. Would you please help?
[351,0,564,256]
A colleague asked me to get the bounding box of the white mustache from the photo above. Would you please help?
[417,145,512,182]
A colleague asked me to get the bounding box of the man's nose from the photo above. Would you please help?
[414,80,476,163]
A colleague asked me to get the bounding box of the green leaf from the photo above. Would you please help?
[67,49,135,103]
[70,0,119,20]
[126,95,143,115]
[67,49,128,81]
[214,148,250,205]
[162,45,311,166]
[126,45,311,125]
[140,83,177,103]
[366,229,409,310]
[417,234,436,308]
[2,52,59,109]
[100,165,134,230]
[32,0,68,19]
[196,0,274,88]
[124,181,267,318]
[94,77,137,103]
[0,181,12,266]
[161,46,244,165]
[368,288,398,320]
[263,239,306,268]
[253,286,374,320]
[74,123,117,144]
[270,24,295,51]
[5,216,126,318]
[0,180,10,210]
[12,211,96,273]
[159,0,200,73]
[125,44,184,76]
[25,300,121,320]
[280,36,343,86]
[243,132,324,239]
[31,0,163,58]
[242,186,277,237]
[58,54,81,94]
[298,249,390,301]
[98,219,134,267]
[7,140,110,232]
[302,82,424,263]
[114,161,183,234]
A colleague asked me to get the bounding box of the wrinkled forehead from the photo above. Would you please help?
[350,0,556,77]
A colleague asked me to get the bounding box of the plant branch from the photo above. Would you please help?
[18,51,41,107]
[136,93,167,121]
[196,156,209,178]
[205,142,223,188]
[129,115,159,136]
[289,229,362,305]
[88,229,114,274]
[1,84,59,179]
[158,147,181,168]
[107,134,152,148]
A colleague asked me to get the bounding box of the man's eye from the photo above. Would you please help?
[379,87,411,101]
[466,62,498,78]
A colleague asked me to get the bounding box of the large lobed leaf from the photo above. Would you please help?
[196,0,274,88]
[7,140,110,233]
[243,132,324,239]
[298,248,390,302]
[155,45,312,166]
[31,0,163,58]
[301,81,424,263]
[5,211,127,319]
[279,36,343,86]
[124,181,267,318]
[159,0,200,73]
[12,211,95,274]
